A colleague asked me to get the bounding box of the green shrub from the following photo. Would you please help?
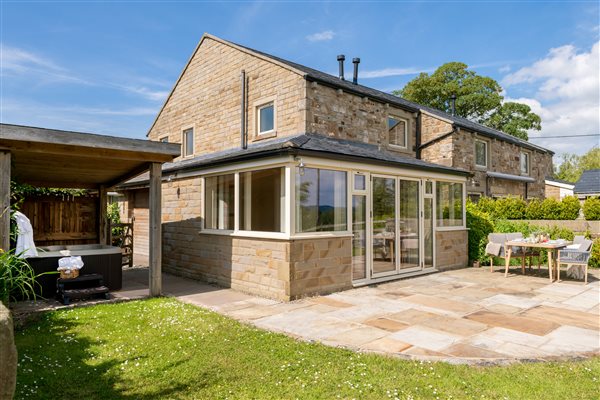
[494,196,526,219]
[589,238,600,268]
[0,249,39,304]
[559,196,580,220]
[476,197,496,216]
[540,198,561,219]
[466,201,494,263]
[108,203,124,246]
[583,197,600,221]
[525,198,544,219]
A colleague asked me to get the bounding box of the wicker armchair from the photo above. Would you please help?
[486,233,532,274]
[557,238,593,284]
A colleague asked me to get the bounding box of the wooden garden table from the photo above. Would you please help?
[504,240,571,281]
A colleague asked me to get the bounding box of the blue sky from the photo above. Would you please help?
[1,1,598,158]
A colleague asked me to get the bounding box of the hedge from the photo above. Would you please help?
[466,199,599,268]
[471,195,583,220]
[583,197,600,221]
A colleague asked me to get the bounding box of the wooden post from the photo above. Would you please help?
[99,185,108,245]
[149,163,162,296]
[0,151,10,253]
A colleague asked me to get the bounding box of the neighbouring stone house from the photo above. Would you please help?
[545,178,575,200]
[120,34,553,300]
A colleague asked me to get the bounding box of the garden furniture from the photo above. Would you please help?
[557,238,593,284]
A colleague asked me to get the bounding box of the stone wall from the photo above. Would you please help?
[545,184,561,200]
[436,229,469,270]
[0,302,17,400]
[289,236,353,298]
[306,83,417,156]
[421,112,553,199]
[148,36,307,158]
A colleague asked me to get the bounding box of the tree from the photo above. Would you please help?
[555,147,600,183]
[395,62,542,140]
[482,102,541,140]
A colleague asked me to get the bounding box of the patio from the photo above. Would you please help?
[109,266,600,364]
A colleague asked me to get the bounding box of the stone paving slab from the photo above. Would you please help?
[16,266,599,365]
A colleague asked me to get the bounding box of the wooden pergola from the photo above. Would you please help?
[0,124,180,296]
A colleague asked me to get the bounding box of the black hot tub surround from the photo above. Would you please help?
[27,244,122,298]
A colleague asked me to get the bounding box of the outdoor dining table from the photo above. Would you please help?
[504,239,571,281]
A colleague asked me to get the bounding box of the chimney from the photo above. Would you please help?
[352,57,360,85]
[337,55,345,80]
[450,94,457,116]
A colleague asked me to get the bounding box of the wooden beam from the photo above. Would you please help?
[106,162,151,189]
[0,151,10,252]
[149,163,162,297]
[98,186,108,245]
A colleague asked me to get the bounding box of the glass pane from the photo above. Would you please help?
[352,195,367,281]
[259,104,274,133]
[399,180,420,270]
[296,168,347,232]
[388,117,406,148]
[372,177,396,275]
[423,197,434,268]
[520,153,529,174]
[184,128,194,156]
[475,141,486,166]
[204,174,234,230]
[240,168,283,232]
[354,174,366,191]
[436,181,463,227]
[425,181,433,194]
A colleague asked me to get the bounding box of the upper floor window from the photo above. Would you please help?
[388,116,407,149]
[475,140,488,168]
[257,102,275,135]
[182,128,194,157]
[159,136,169,143]
[520,152,530,175]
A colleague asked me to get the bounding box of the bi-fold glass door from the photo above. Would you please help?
[369,175,424,279]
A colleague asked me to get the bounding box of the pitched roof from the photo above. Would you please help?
[574,169,600,195]
[149,33,553,155]
[224,36,553,155]
[119,133,468,188]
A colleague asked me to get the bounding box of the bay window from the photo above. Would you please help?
[239,167,284,232]
[436,181,464,227]
[204,174,235,230]
[295,167,347,232]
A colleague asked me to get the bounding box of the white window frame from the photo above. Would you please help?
[474,139,488,169]
[520,151,530,176]
[387,115,408,150]
[434,179,466,231]
[181,126,195,158]
[255,97,277,139]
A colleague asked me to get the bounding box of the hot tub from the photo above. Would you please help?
[27,244,123,298]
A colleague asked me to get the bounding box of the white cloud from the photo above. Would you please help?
[306,30,335,42]
[499,65,511,73]
[502,41,600,156]
[1,43,170,102]
[360,67,433,79]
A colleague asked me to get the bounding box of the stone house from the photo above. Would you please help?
[120,34,552,300]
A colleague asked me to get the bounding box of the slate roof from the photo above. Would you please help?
[227,37,553,155]
[120,133,468,188]
[574,169,600,195]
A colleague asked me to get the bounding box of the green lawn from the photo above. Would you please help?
[14,298,600,399]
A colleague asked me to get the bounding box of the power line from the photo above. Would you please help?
[528,134,600,139]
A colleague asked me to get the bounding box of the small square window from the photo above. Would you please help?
[520,152,529,175]
[183,128,194,157]
[354,174,366,191]
[258,103,275,135]
[475,140,487,168]
[388,116,407,149]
